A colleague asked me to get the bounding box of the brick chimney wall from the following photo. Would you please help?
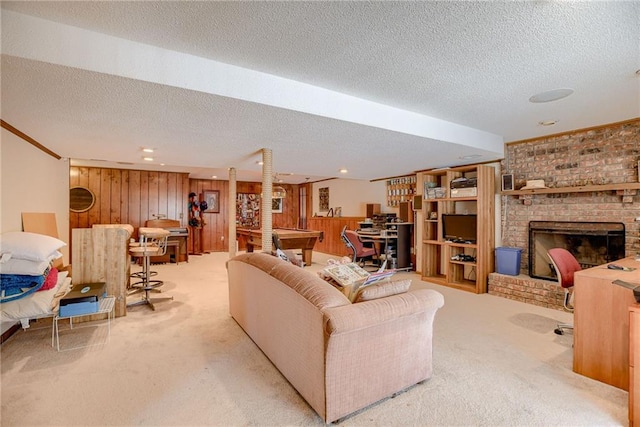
[489,119,640,309]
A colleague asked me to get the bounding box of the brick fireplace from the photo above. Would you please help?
[528,220,625,280]
[488,119,640,310]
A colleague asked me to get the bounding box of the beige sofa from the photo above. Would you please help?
[227,252,445,423]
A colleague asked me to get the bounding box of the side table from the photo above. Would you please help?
[52,296,115,351]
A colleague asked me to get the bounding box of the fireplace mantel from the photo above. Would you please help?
[501,181,640,196]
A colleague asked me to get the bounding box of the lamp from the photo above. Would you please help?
[272,173,287,199]
[273,185,287,199]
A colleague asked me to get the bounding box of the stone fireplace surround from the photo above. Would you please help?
[488,119,640,310]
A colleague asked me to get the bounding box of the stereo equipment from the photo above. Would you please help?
[450,187,477,198]
[450,177,478,189]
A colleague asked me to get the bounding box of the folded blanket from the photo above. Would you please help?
[0,266,50,303]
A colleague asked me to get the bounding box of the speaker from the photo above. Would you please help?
[399,202,410,222]
[366,203,380,217]
[413,195,422,211]
[501,174,514,192]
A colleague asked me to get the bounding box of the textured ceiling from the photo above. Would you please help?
[1,1,639,183]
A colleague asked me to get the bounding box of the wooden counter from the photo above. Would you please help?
[574,256,640,390]
[306,217,365,257]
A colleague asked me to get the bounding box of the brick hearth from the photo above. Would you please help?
[488,273,566,310]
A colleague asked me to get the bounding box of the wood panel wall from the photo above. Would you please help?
[307,217,365,257]
[69,167,190,242]
[70,167,302,253]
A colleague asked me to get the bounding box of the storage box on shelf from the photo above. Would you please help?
[420,165,495,293]
[386,175,417,207]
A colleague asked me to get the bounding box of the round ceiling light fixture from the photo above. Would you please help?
[529,88,574,103]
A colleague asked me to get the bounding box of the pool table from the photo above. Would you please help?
[236,227,324,266]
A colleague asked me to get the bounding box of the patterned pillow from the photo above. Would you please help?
[353,279,411,303]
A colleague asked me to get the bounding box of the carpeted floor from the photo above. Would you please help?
[0,251,628,426]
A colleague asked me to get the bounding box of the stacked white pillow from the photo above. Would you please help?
[0,231,66,275]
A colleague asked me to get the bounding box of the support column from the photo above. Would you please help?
[228,167,237,259]
[262,148,273,252]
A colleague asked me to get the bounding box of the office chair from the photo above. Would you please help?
[340,226,379,269]
[547,248,582,335]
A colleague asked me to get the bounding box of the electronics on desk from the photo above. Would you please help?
[451,254,476,262]
[442,214,477,244]
[59,282,107,317]
[372,213,396,229]
[450,188,478,198]
[450,177,478,188]
[358,228,381,235]
[450,177,478,198]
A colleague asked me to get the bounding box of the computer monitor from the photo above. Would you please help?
[442,214,477,243]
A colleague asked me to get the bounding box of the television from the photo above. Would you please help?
[442,214,477,243]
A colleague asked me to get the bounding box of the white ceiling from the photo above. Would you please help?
[1,1,639,184]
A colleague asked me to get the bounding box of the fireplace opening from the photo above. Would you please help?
[528,221,625,281]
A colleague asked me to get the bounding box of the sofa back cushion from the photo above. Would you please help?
[229,252,350,310]
[353,279,411,303]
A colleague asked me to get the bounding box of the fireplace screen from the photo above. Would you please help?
[528,221,625,281]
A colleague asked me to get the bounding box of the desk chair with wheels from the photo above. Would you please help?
[548,247,582,335]
[340,226,379,269]
[128,227,174,311]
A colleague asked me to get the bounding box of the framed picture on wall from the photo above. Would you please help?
[272,197,283,213]
[319,187,329,211]
[203,190,220,213]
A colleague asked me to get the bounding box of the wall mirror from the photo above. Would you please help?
[69,186,95,213]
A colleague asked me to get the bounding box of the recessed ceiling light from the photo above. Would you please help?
[256,161,264,165]
[160,163,165,166]
[458,154,481,160]
[142,148,154,153]
[529,88,574,103]
[143,157,154,161]
[538,120,558,126]
[339,168,348,174]
[211,175,217,179]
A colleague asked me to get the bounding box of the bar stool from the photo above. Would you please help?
[128,227,173,310]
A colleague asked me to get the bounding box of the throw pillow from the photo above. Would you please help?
[0,231,66,262]
[39,268,59,291]
[353,279,411,303]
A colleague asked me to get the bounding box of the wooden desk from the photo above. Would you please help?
[237,228,323,266]
[629,304,640,426]
[574,256,640,390]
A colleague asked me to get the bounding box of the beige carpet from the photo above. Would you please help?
[1,252,628,426]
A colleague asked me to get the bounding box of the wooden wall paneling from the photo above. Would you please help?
[128,170,141,238]
[110,169,122,224]
[139,172,149,237]
[99,168,112,224]
[147,171,159,222]
[120,170,130,226]
[157,172,168,220]
[306,217,364,257]
[68,168,81,230]
[167,173,178,221]
[86,167,100,228]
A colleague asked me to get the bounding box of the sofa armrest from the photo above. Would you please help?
[323,289,444,335]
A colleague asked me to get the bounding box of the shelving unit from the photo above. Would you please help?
[386,175,417,207]
[421,165,495,293]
